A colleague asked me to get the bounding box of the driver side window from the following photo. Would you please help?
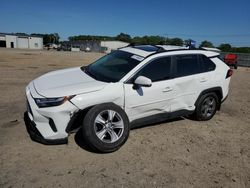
[136,56,172,82]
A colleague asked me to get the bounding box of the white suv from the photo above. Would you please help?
[25,45,232,152]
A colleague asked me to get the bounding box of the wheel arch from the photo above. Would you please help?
[66,102,126,133]
[195,87,223,110]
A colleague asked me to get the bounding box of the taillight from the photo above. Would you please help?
[226,69,233,78]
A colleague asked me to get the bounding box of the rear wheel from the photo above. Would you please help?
[234,63,238,69]
[195,93,219,121]
[82,103,130,153]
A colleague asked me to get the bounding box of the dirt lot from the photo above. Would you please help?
[0,48,250,188]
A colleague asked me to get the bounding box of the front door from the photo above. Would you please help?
[124,56,175,121]
[10,42,14,48]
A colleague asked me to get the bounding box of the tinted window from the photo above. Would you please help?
[175,55,200,77]
[84,50,141,82]
[136,57,171,82]
[134,45,159,52]
[200,55,216,72]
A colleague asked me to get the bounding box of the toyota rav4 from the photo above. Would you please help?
[25,45,232,152]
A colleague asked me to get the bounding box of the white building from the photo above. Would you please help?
[101,41,129,53]
[0,33,43,49]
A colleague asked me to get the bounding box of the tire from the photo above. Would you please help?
[82,103,130,153]
[194,93,219,121]
[234,63,238,69]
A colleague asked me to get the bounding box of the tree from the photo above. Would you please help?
[131,35,165,45]
[218,43,232,52]
[53,33,60,44]
[199,40,214,48]
[68,35,114,41]
[168,38,183,46]
[31,33,61,44]
[115,33,131,43]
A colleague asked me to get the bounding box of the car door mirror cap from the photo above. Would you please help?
[134,76,152,87]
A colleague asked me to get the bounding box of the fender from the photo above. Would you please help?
[65,102,126,133]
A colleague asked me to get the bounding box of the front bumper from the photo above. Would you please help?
[25,82,79,144]
[24,112,68,145]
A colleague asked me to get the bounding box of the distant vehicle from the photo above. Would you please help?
[224,53,238,69]
[85,47,91,52]
[45,43,58,50]
[25,45,232,152]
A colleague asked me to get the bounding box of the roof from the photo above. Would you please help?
[0,32,43,38]
[119,44,219,58]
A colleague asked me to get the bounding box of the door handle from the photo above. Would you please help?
[163,87,173,92]
[200,78,208,83]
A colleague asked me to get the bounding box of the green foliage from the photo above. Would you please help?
[199,40,214,48]
[14,32,250,53]
[68,33,183,46]
[231,47,250,53]
[218,43,231,51]
[15,32,29,36]
[31,33,60,44]
[218,43,232,52]
[130,35,166,45]
[68,35,115,41]
[167,38,184,46]
[115,33,131,43]
[218,43,250,53]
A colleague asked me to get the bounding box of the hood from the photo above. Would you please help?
[33,67,107,98]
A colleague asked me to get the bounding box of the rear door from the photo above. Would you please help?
[124,56,176,121]
[170,54,212,112]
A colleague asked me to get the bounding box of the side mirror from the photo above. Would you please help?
[134,76,152,87]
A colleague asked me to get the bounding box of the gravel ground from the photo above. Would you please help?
[0,48,250,188]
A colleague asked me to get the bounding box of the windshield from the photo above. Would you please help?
[83,50,143,82]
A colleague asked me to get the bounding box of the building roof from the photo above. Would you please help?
[0,32,43,38]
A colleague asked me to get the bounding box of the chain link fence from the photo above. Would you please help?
[220,52,250,67]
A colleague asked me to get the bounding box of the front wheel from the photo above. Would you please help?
[82,103,130,153]
[194,93,219,121]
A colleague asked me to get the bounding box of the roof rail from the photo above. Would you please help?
[120,44,209,57]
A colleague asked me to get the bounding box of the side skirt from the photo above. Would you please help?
[130,110,194,129]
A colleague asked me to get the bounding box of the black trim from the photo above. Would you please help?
[26,100,33,117]
[221,94,228,104]
[130,109,194,129]
[65,111,80,133]
[49,118,57,132]
[65,106,95,133]
[24,112,68,145]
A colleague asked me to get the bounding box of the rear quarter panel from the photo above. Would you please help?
[210,57,231,100]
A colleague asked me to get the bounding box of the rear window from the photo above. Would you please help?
[174,55,200,77]
[200,55,216,72]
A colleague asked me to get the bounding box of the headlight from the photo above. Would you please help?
[34,96,75,108]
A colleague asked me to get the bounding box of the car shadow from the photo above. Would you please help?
[74,116,185,153]
[74,129,99,153]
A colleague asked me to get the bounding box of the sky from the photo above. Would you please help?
[0,0,250,46]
